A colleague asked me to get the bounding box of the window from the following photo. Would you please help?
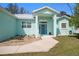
[22,22,26,28]
[27,22,31,28]
[61,23,66,28]
[22,21,31,28]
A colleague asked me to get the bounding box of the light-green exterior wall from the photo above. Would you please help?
[16,19,38,36]
[0,12,16,41]
[57,17,70,35]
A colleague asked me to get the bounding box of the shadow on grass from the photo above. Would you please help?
[68,35,79,39]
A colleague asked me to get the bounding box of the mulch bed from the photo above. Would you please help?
[0,35,41,46]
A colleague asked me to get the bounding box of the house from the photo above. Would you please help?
[0,6,74,41]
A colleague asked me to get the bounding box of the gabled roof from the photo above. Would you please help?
[0,6,69,20]
[0,8,34,19]
[57,15,70,20]
[32,6,60,14]
[14,14,34,19]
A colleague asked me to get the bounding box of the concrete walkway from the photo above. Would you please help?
[0,36,59,55]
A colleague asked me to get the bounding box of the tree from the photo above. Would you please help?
[70,4,79,28]
[19,7,26,14]
[60,11,66,16]
[6,3,30,14]
[6,3,18,14]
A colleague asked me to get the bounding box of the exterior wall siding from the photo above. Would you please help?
[16,19,37,36]
[0,12,16,41]
[47,18,53,35]
[57,18,69,36]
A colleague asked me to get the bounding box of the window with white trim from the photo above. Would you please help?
[22,22,26,28]
[27,22,31,28]
[61,23,66,28]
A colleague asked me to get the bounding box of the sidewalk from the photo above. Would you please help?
[0,36,59,55]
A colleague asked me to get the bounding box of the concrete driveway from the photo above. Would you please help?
[0,36,59,55]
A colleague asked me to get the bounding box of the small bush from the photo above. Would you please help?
[76,34,79,39]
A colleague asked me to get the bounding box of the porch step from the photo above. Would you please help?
[41,35,54,38]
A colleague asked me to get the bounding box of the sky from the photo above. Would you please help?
[0,3,76,15]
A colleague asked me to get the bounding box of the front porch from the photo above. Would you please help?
[33,6,58,37]
[35,15,57,37]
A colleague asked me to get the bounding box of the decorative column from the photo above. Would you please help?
[53,15,57,37]
[35,15,39,36]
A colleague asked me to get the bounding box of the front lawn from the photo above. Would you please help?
[1,36,79,56]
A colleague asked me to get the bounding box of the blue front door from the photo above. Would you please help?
[39,23,47,35]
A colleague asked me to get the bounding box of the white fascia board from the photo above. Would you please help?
[32,6,60,14]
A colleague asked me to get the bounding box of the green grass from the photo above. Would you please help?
[1,36,79,56]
